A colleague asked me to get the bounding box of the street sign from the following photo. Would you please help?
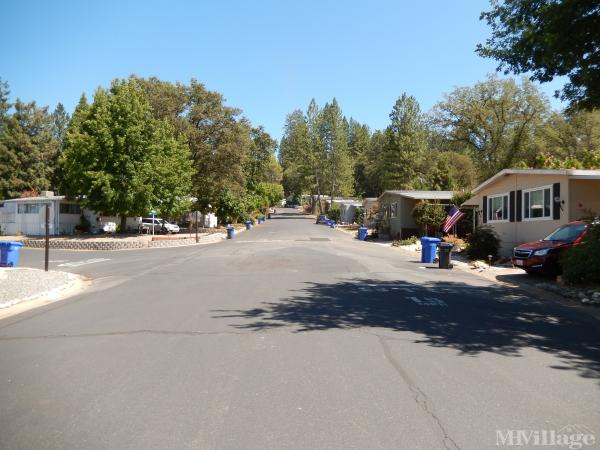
[149,209,157,215]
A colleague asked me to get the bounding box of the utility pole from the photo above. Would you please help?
[44,204,50,272]
[195,210,199,243]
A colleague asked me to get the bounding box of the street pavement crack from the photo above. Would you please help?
[0,329,252,340]
[378,335,461,450]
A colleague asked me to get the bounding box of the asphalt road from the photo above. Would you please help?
[1,208,599,450]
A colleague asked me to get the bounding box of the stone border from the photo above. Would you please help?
[22,233,226,251]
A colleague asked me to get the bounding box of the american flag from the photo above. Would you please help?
[442,205,465,233]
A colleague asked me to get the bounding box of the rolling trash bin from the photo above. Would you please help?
[420,237,441,263]
[438,242,453,269]
[0,241,24,267]
[358,227,368,241]
[226,225,235,239]
[245,221,252,230]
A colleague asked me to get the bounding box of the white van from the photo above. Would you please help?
[141,218,180,234]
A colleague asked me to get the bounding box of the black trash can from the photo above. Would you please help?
[438,242,453,269]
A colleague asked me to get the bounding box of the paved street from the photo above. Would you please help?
[1,208,599,449]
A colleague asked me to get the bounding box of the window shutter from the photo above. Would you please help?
[516,190,522,222]
[509,191,515,222]
[552,183,561,220]
[482,196,488,223]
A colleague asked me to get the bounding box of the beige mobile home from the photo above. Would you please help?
[463,169,600,256]
[377,190,453,239]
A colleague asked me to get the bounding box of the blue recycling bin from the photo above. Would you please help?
[227,226,235,239]
[329,220,336,228]
[420,237,441,263]
[245,221,253,230]
[358,227,368,241]
[0,241,24,267]
[317,214,327,224]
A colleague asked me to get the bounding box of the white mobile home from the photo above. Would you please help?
[0,192,81,236]
[0,191,141,236]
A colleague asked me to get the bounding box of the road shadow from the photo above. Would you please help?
[270,213,312,220]
[212,278,600,380]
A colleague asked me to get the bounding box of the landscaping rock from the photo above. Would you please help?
[0,268,82,309]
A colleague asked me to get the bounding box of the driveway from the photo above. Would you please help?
[1,208,599,449]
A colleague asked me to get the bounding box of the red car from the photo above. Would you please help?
[511,221,592,275]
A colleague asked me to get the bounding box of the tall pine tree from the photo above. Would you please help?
[379,94,427,190]
[0,98,58,199]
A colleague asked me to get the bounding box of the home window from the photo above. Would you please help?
[391,203,397,218]
[59,203,82,214]
[523,186,552,220]
[17,203,44,214]
[488,194,509,222]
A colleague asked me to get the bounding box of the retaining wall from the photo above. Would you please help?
[22,233,225,251]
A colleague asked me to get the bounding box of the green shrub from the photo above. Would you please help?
[411,201,446,235]
[450,191,473,207]
[75,214,91,233]
[353,207,364,225]
[392,236,418,246]
[328,205,341,222]
[466,226,501,260]
[215,189,246,224]
[560,224,600,284]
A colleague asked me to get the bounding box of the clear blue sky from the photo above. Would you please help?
[2,0,566,142]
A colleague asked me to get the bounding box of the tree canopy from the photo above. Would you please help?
[59,79,193,228]
[477,0,600,110]
[433,75,549,179]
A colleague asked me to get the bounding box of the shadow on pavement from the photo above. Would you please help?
[270,213,311,220]
[213,278,600,380]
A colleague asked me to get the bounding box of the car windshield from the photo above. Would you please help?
[543,224,587,242]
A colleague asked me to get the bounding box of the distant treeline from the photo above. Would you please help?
[279,75,600,202]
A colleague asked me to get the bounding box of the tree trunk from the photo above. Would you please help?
[315,174,322,214]
[120,215,127,234]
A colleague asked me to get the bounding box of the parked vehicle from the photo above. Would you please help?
[511,221,591,275]
[101,222,116,234]
[141,217,180,234]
